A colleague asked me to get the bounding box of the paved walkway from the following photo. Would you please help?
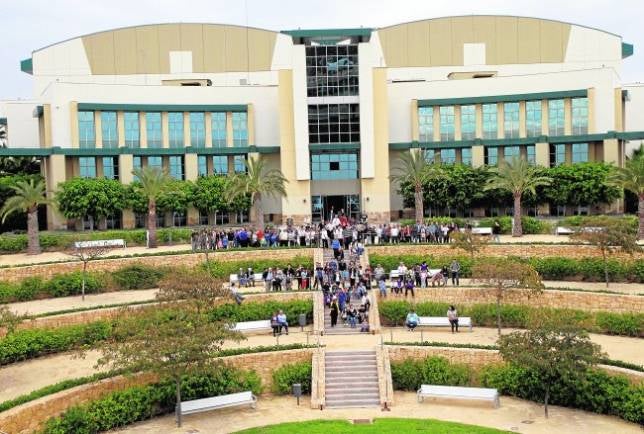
[118,392,642,434]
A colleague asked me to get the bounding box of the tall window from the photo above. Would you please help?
[305,44,359,97]
[548,99,565,136]
[189,112,205,147]
[102,157,118,180]
[233,155,246,173]
[79,157,96,178]
[148,156,163,171]
[311,153,359,180]
[169,156,184,179]
[198,155,208,177]
[572,143,589,163]
[308,104,360,144]
[146,112,162,148]
[418,107,434,142]
[460,105,476,140]
[133,156,142,181]
[168,112,184,148]
[485,147,498,166]
[461,148,472,166]
[550,144,566,166]
[526,101,542,137]
[504,146,520,161]
[482,104,498,139]
[440,148,456,164]
[572,98,588,134]
[232,112,248,147]
[527,145,536,165]
[101,111,117,148]
[211,112,227,147]
[439,106,455,141]
[213,156,228,174]
[124,112,140,148]
[503,103,519,139]
[78,111,95,148]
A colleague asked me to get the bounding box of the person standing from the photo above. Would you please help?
[492,221,501,243]
[329,296,339,327]
[450,260,461,286]
[447,305,459,333]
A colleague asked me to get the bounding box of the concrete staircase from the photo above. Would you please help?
[324,350,380,408]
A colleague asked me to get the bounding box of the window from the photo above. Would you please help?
[460,105,476,140]
[133,156,142,181]
[572,98,588,134]
[308,104,360,144]
[485,147,498,166]
[418,107,434,142]
[79,157,96,178]
[572,143,589,163]
[189,112,205,147]
[503,103,519,138]
[101,111,117,148]
[423,150,437,163]
[461,148,472,166]
[102,157,118,180]
[213,156,228,174]
[527,145,536,165]
[440,148,456,164]
[146,112,162,148]
[548,99,565,136]
[526,101,542,137]
[305,44,359,97]
[311,153,359,180]
[234,155,247,173]
[504,145,520,162]
[482,104,497,139]
[232,112,248,147]
[78,111,95,148]
[211,112,227,147]
[169,156,184,179]
[148,156,163,171]
[439,106,455,141]
[550,144,566,166]
[198,155,208,176]
[124,112,140,148]
[168,112,184,148]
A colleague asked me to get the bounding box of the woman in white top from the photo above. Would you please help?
[447,305,459,333]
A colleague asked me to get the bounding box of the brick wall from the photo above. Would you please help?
[387,345,503,368]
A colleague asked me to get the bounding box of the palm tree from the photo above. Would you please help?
[610,153,644,239]
[227,156,287,231]
[390,150,433,224]
[484,157,552,237]
[1,179,50,255]
[132,167,170,248]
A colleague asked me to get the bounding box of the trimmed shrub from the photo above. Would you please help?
[271,361,312,395]
[391,356,471,391]
[111,265,165,290]
[477,216,552,235]
[47,272,103,298]
[208,299,314,326]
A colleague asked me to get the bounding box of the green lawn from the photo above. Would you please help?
[234,418,509,433]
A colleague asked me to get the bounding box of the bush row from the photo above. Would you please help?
[271,361,313,395]
[477,216,553,235]
[379,301,644,337]
[208,299,314,326]
[370,254,644,283]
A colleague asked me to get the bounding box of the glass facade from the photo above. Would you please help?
[198,155,208,177]
[148,156,162,171]
[233,155,246,173]
[439,106,455,141]
[418,107,434,142]
[189,112,205,147]
[232,112,248,147]
[460,105,476,140]
[102,157,118,180]
[101,111,117,148]
[79,157,96,178]
[572,143,589,163]
[305,44,359,97]
[168,112,184,148]
[526,100,542,137]
[485,147,498,166]
[461,148,472,166]
[169,156,184,179]
[572,98,588,134]
[527,145,536,165]
[503,103,519,138]
[550,144,566,166]
[213,155,228,174]
[311,153,359,180]
[308,104,360,144]
[146,112,162,148]
[440,148,456,164]
[211,112,227,147]
[78,111,95,148]
[124,112,140,148]
[482,104,497,139]
[548,99,565,136]
[504,145,520,161]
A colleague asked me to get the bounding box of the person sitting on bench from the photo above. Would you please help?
[277,310,289,335]
[270,311,281,336]
[406,309,419,331]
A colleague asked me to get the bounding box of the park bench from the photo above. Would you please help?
[74,239,126,249]
[388,269,441,281]
[417,316,473,332]
[231,320,273,334]
[417,385,499,408]
[470,227,493,235]
[555,226,574,235]
[180,391,257,417]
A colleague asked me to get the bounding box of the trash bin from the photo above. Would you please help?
[292,383,302,405]
[298,313,307,331]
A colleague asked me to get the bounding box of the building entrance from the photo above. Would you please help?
[311,194,360,222]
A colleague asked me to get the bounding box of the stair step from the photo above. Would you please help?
[326,351,376,356]
[325,380,378,387]
[325,355,376,361]
[325,388,379,396]
[325,366,377,372]
[325,399,380,408]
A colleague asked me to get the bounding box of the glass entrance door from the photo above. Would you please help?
[311,195,361,223]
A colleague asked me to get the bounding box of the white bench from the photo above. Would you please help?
[417,316,473,332]
[180,391,257,417]
[417,385,499,408]
[231,320,273,333]
[556,226,574,235]
[229,273,264,285]
[389,269,441,282]
[471,227,493,235]
[74,239,126,249]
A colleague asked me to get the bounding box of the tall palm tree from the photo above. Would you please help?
[227,156,287,231]
[610,153,644,239]
[390,150,433,224]
[1,179,50,255]
[484,157,552,237]
[132,167,170,248]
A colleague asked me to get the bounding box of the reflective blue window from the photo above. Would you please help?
[213,156,228,174]
[572,98,588,135]
[548,99,565,136]
[527,145,536,165]
[190,112,205,147]
[102,157,118,180]
[211,112,227,147]
[461,148,472,166]
[482,104,497,139]
[418,107,434,142]
[169,156,184,179]
[168,112,184,148]
[504,146,520,162]
[439,106,455,141]
[232,112,248,147]
[101,111,117,148]
[311,153,359,180]
[572,143,589,163]
[133,156,142,181]
[550,144,566,166]
[526,101,542,137]
[78,111,95,148]
[79,157,96,178]
[124,112,140,148]
[148,156,163,171]
[460,105,476,140]
[440,148,456,164]
[234,155,246,173]
[198,155,208,177]
[146,112,162,148]
[503,103,519,139]
[485,147,498,166]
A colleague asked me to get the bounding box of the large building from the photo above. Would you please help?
[2,16,644,230]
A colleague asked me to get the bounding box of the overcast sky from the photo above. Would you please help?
[2,0,643,100]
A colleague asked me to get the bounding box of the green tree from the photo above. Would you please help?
[67,245,109,301]
[226,156,287,230]
[0,305,23,335]
[609,154,644,239]
[484,158,552,237]
[189,175,229,219]
[156,180,194,224]
[131,167,171,248]
[391,150,433,223]
[0,174,44,232]
[498,324,603,418]
[0,178,50,255]
[55,178,126,230]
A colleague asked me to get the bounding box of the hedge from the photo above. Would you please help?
[379,300,644,337]
[561,215,639,233]
[271,361,312,395]
[477,216,552,235]
[208,299,314,326]
[391,356,471,391]
[42,367,261,434]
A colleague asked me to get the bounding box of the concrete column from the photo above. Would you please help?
[535,142,549,167]
[43,104,52,147]
[161,112,169,148]
[184,153,199,181]
[183,112,191,147]
[541,100,549,136]
[603,138,619,164]
[496,103,504,139]
[247,103,255,146]
[475,104,482,138]
[454,105,462,141]
[70,102,79,148]
[410,100,419,142]
[45,155,67,230]
[139,111,147,148]
[95,111,102,148]
[117,111,125,147]
[614,88,624,132]
[564,98,572,136]
[119,154,135,229]
[587,88,596,134]
[471,145,485,168]
[519,101,527,138]
[205,112,213,147]
[226,112,234,147]
[432,106,440,142]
